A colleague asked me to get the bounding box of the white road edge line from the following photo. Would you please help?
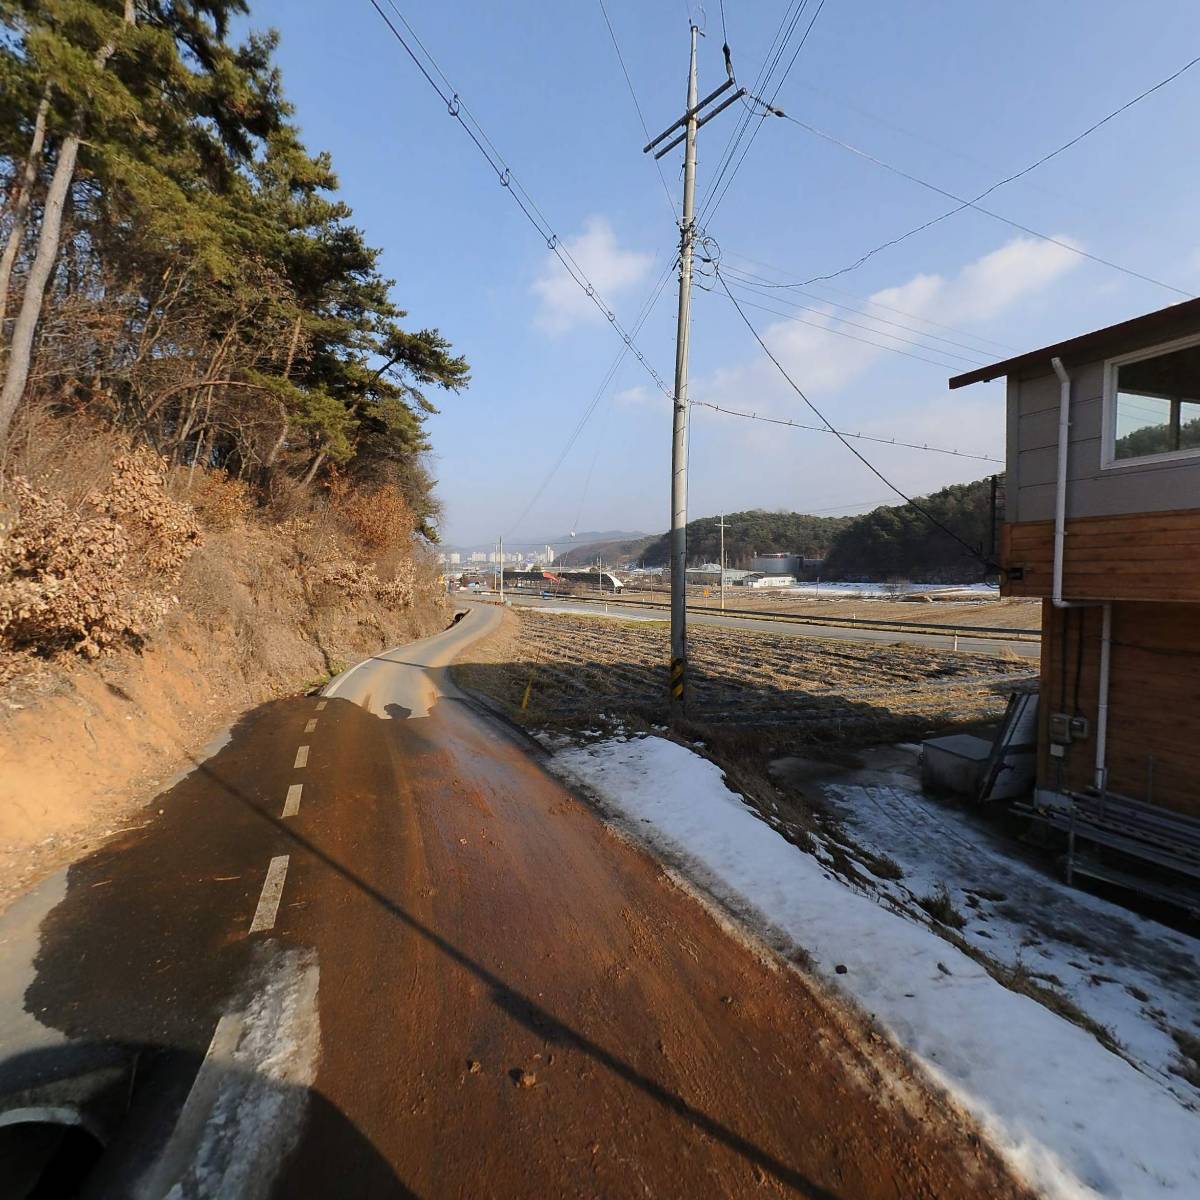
[249,856,289,933]
[323,657,370,698]
[304,718,317,733]
[294,745,309,769]
[282,784,302,818]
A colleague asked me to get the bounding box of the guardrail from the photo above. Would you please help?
[501,590,1042,643]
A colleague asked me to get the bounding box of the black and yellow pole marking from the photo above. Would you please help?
[670,656,685,704]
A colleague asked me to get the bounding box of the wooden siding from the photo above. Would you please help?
[1007,356,1200,526]
[1038,600,1200,817]
[1002,510,1200,602]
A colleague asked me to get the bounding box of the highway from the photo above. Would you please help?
[500,590,1041,659]
[0,608,1028,1198]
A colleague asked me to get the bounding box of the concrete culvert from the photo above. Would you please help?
[0,1108,104,1200]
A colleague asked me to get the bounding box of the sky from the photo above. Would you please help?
[242,0,1200,548]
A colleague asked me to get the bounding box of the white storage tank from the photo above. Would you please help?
[751,552,801,576]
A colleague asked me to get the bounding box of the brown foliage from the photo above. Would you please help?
[187,470,253,530]
[328,478,413,559]
[0,449,201,658]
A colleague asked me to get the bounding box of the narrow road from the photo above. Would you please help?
[499,591,1040,658]
[1,608,1032,1198]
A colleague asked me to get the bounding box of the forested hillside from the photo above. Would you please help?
[821,478,998,582]
[0,0,467,672]
[594,482,998,581]
[640,510,853,568]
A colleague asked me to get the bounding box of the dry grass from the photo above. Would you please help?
[1170,1028,1200,1089]
[599,587,1042,631]
[455,608,1033,751]
[917,885,967,930]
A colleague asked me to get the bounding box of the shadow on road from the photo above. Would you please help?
[13,692,840,1198]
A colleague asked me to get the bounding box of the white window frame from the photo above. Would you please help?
[1101,330,1200,469]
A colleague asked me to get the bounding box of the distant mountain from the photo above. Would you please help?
[549,529,647,547]
[445,529,646,558]
[556,533,658,568]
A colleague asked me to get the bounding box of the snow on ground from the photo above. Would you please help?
[781,582,1000,599]
[814,746,1200,1113]
[550,734,1200,1200]
[148,944,320,1200]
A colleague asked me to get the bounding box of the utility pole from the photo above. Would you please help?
[717,514,728,612]
[644,27,744,716]
[498,536,504,604]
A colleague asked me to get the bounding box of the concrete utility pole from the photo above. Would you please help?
[717,514,728,612]
[499,536,504,604]
[644,27,743,716]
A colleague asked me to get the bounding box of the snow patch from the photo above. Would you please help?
[550,734,1200,1200]
[144,944,320,1200]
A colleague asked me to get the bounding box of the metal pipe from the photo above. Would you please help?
[1050,356,1072,608]
[1047,356,1111,793]
[1095,602,1112,792]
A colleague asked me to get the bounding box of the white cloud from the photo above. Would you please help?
[532,216,653,334]
[703,234,1082,425]
[874,234,1081,326]
[678,235,1078,514]
[613,384,654,409]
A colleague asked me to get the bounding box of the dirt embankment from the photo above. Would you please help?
[0,470,447,911]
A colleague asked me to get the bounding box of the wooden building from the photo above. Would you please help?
[950,300,1200,898]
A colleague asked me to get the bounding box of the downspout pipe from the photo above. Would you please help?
[1094,602,1112,793]
[1050,356,1072,609]
[1047,356,1112,792]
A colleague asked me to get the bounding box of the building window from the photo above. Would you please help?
[1107,337,1200,463]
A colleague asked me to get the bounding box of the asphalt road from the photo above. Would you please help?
[496,591,1041,658]
[0,607,1031,1198]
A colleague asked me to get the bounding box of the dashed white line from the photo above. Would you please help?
[294,745,309,769]
[249,856,289,933]
[304,718,317,733]
[282,784,303,818]
[315,700,327,711]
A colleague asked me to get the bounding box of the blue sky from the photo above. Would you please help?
[244,1,1200,547]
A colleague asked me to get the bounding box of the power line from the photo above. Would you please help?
[714,265,994,564]
[699,0,808,219]
[743,49,1200,295]
[720,265,1008,356]
[596,0,680,221]
[369,0,678,404]
[689,398,1002,462]
[718,274,991,364]
[700,0,829,228]
[774,112,1194,298]
[710,286,983,370]
[717,250,1019,352]
[505,259,678,537]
